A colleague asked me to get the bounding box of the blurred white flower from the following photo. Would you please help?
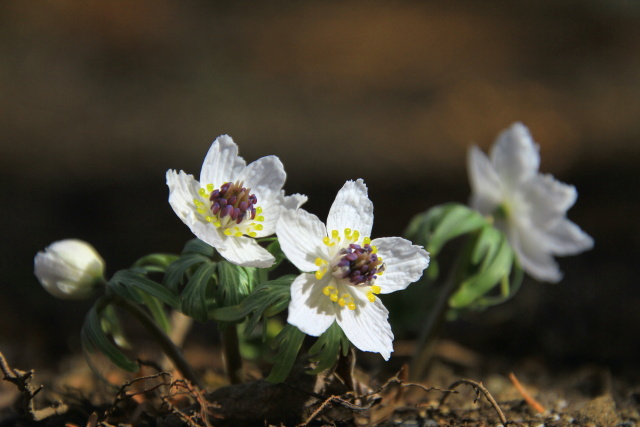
[34,239,105,299]
[166,135,306,268]
[468,122,594,282]
[277,179,429,360]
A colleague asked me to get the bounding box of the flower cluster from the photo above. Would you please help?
[165,138,430,359]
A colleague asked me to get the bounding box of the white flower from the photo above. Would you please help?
[167,135,306,268]
[34,239,105,299]
[468,122,594,283]
[276,179,430,360]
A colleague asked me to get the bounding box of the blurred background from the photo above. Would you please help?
[1,0,639,377]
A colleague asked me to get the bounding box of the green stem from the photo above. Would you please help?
[111,296,202,388]
[410,236,475,380]
[221,325,243,384]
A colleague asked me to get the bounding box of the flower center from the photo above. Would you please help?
[333,243,384,286]
[315,229,386,310]
[193,181,265,237]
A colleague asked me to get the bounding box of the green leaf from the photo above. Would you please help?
[265,324,305,383]
[405,203,487,256]
[182,238,214,257]
[132,253,179,271]
[208,275,294,334]
[163,253,212,293]
[307,322,349,374]
[449,227,515,308]
[108,270,181,309]
[217,261,258,307]
[139,293,171,333]
[81,301,138,372]
[181,261,218,322]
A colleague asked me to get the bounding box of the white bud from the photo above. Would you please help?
[34,239,105,300]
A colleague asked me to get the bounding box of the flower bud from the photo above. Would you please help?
[34,239,105,299]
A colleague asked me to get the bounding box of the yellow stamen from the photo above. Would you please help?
[338,298,346,307]
[256,206,263,214]
[367,292,376,303]
[249,232,257,237]
[330,293,339,302]
[254,224,263,231]
[347,302,356,310]
[371,285,381,294]
[363,237,371,245]
[314,257,326,266]
[198,188,207,197]
[206,183,214,192]
[344,228,351,236]
[322,285,334,296]
[224,229,233,236]
[255,215,264,222]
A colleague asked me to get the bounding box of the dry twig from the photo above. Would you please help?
[0,350,68,421]
[439,378,507,424]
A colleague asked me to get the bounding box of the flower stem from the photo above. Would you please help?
[410,237,473,380]
[221,325,243,384]
[111,296,202,388]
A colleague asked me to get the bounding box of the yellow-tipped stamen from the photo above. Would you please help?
[363,236,371,245]
[347,302,356,310]
[371,285,381,294]
[206,183,214,192]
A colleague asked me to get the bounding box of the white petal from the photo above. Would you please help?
[236,155,286,203]
[467,145,503,215]
[522,174,577,228]
[327,179,374,238]
[199,135,247,186]
[277,208,328,272]
[335,291,393,360]
[371,237,430,294]
[508,220,562,283]
[166,170,226,249]
[251,193,280,237]
[281,192,308,210]
[216,235,275,268]
[287,274,336,336]
[545,218,594,256]
[490,123,540,188]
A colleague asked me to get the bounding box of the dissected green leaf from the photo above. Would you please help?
[208,275,294,334]
[405,203,487,256]
[181,261,218,322]
[81,301,138,372]
[132,253,179,271]
[307,322,349,374]
[139,292,171,333]
[265,324,305,383]
[449,226,515,308]
[182,238,214,257]
[217,261,258,307]
[108,270,180,309]
[163,253,212,293]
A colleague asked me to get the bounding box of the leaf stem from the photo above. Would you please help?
[111,296,202,388]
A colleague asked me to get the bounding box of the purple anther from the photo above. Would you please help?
[360,265,369,273]
[251,208,256,219]
[228,195,237,206]
[345,253,358,262]
[337,259,350,267]
[210,190,220,200]
[349,244,361,250]
[211,202,221,215]
[239,201,248,211]
[221,205,233,218]
[219,198,228,208]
